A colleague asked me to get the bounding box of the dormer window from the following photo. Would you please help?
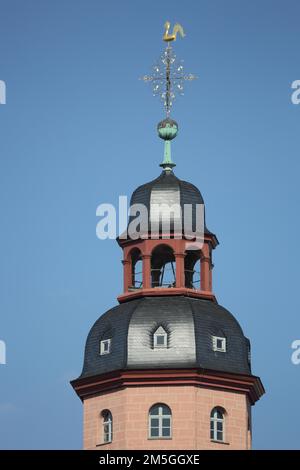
[100,338,111,355]
[212,336,226,352]
[153,326,168,348]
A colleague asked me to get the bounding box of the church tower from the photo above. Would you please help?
[71,22,264,450]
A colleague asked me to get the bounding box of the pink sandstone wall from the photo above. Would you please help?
[83,385,251,450]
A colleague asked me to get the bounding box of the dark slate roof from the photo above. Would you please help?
[128,169,215,237]
[79,296,251,379]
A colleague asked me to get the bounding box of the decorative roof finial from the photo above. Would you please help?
[142,21,196,118]
[157,118,178,170]
[142,22,196,169]
[163,21,185,42]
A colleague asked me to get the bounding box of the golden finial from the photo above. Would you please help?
[163,21,185,42]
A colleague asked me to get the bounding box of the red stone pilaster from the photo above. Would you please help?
[201,257,210,292]
[200,242,211,292]
[122,259,131,292]
[142,254,151,289]
[175,252,185,288]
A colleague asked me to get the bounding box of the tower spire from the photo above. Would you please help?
[142,21,196,168]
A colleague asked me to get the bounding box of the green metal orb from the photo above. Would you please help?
[157,118,178,141]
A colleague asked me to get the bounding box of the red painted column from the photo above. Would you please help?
[200,242,211,292]
[175,253,185,288]
[209,263,213,291]
[201,257,211,291]
[122,259,131,293]
[142,254,151,289]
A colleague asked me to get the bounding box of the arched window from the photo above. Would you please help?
[130,248,143,289]
[153,326,168,348]
[151,245,176,288]
[210,407,225,442]
[184,250,201,289]
[101,409,113,443]
[149,403,172,439]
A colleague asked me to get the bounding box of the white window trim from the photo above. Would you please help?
[148,405,172,439]
[100,338,111,355]
[210,408,225,442]
[153,327,168,349]
[212,335,226,352]
[103,411,113,444]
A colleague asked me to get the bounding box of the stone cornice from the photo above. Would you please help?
[71,368,265,406]
[117,287,216,303]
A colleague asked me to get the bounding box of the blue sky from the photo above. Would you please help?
[0,0,299,449]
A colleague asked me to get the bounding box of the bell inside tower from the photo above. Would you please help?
[151,244,176,288]
[184,250,201,289]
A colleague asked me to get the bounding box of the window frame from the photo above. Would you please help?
[210,407,225,443]
[212,335,226,353]
[153,327,168,349]
[148,404,172,439]
[102,410,113,444]
[100,338,111,355]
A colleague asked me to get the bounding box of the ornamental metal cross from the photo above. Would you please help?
[142,22,197,117]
